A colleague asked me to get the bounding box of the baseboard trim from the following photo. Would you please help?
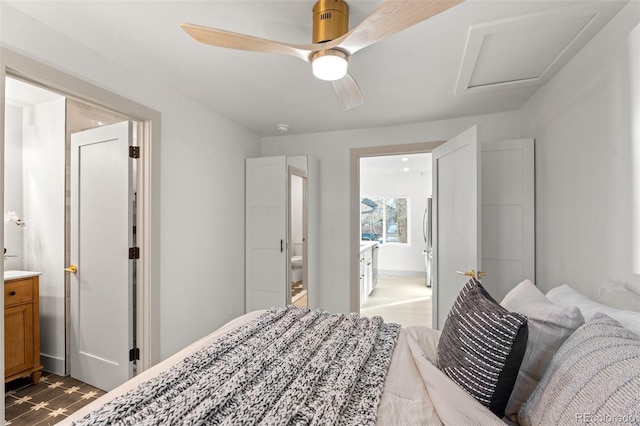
[378,270,425,277]
[40,353,65,375]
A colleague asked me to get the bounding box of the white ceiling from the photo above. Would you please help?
[5,0,627,137]
[361,153,431,180]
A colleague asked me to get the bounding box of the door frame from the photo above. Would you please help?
[349,141,443,313]
[0,48,161,383]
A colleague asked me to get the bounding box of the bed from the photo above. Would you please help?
[60,279,640,426]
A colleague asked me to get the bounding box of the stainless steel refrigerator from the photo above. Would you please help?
[423,197,433,288]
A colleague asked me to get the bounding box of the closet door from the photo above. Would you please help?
[246,157,287,311]
[480,139,535,301]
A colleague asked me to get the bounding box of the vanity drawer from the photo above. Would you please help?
[4,279,34,306]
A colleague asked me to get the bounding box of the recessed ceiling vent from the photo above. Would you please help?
[454,2,625,96]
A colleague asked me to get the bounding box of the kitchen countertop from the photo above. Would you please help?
[4,270,42,281]
[360,241,379,253]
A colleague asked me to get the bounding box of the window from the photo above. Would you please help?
[361,197,408,244]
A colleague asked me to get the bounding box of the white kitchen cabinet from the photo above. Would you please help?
[359,242,378,304]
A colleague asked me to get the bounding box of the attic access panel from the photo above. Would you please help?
[454,1,626,95]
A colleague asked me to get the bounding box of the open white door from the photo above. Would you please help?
[432,126,480,329]
[246,157,287,311]
[70,121,134,391]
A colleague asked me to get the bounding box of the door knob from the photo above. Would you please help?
[65,264,78,274]
[456,269,476,278]
[477,271,486,279]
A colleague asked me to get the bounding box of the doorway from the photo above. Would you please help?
[349,141,443,320]
[1,48,160,417]
[358,153,433,327]
[4,77,140,389]
[289,166,308,308]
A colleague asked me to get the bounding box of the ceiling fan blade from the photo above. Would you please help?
[180,23,318,62]
[329,0,463,55]
[332,73,364,110]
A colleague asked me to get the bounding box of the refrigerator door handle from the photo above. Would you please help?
[423,208,427,243]
[425,198,432,251]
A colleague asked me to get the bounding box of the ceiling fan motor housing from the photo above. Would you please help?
[312,0,349,43]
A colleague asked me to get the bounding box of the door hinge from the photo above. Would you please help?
[129,247,140,259]
[129,347,140,362]
[129,146,140,159]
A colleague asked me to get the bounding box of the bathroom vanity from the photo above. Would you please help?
[4,270,43,384]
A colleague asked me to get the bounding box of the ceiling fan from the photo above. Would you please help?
[181,0,462,110]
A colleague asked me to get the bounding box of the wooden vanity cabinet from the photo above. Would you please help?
[4,275,43,384]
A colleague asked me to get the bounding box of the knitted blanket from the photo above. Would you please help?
[73,306,401,426]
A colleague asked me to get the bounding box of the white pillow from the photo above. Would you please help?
[597,281,640,312]
[546,285,640,336]
[500,280,584,423]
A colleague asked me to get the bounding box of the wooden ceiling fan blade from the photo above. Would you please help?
[332,73,364,110]
[180,23,317,62]
[330,0,463,55]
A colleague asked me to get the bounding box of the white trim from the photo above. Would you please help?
[40,353,65,376]
[1,52,7,419]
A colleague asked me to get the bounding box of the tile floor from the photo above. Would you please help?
[5,372,105,425]
[360,275,433,328]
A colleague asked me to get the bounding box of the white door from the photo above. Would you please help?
[481,139,535,301]
[432,126,480,329]
[70,121,134,391]
[246,157,287,311]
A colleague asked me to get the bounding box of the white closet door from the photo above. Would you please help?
[246,157,287,311]
[481,139,535,301]
[432,126,480,329]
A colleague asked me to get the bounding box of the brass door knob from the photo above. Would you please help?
[477,271,486,279]
[64,264,78,274]
[456,269,476,278]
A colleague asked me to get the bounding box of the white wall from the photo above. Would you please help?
[3,104,23,270]
[262,111,522,313]
[1,4,262,359]
[4,95,66,374]
[22,97,66,374]
[521,1,640,298]
[361,169,431,275]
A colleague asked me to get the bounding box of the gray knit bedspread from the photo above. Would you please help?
[73,306,401,426]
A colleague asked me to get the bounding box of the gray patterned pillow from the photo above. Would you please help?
[518,313,640,426]
[500,279,584,423]
[437,278,528,418]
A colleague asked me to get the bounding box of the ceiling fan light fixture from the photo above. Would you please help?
[311,50,348,81]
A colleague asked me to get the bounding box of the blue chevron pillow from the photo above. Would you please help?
[437,278,528,418]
